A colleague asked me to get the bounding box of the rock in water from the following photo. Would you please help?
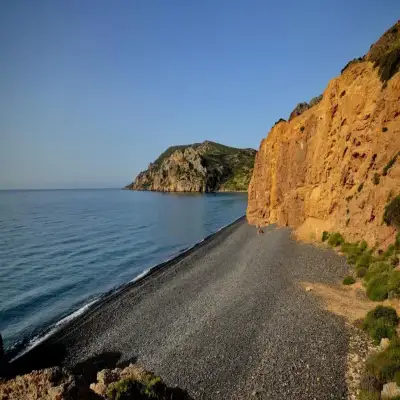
[125,140,256,192]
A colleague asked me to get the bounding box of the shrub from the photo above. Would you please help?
[357,267,368,278]
[343,275,356,285]
[382,127,388,132]
[366,274,391,301]
[357,251,373,269]
[358,390,380,400]
[300,126,305,132]
[328,232,345,247]
[383,153,399,176]
[374,47,400,84]
[364,318,397,345]
[372,173,380,185]
[365,305,398,326]
[360,240,368,252]
[358,183,364,192]
[383,195,400,229]
[341,242,369,265]
[322,231,330,242]
[365,339,400,382]
[384,244,395,259]
[365,262,393,282]
[366,270,400,301]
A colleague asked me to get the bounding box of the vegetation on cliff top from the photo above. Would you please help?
[367,22,400,85]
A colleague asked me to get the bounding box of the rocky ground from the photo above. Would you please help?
[8,219,352,399]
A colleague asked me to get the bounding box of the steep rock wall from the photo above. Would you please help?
[247,60,400,246]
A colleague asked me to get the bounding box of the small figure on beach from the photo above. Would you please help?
[256,225,264,235]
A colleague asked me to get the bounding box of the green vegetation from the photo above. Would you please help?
[383,152,399,176]
[366,338,400,384]
[357,267,367,278]
[106,374,189,400]
[274,118,286,125]
[128,140,257,192]
[327,232,344,247]
[322,231,330,242]
[358,182,364,192]
[153,145,193,167]
[368,23,400,84]
[341,57,363,74]
[373,48,400,84]
[343,275,356,285]
[323,225,400,301]
[383,195,400,229]
[363,306,398,344]
[382,127,388,133]
[372,173,380,185]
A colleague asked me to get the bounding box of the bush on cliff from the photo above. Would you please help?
[328,232,344,247]
[383,153,399,176]
[322,231,330,242]
[363,306,398,344]
[384,195,400,229]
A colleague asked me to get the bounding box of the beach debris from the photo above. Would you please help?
[256,225,264,235]
[305,286,312,292]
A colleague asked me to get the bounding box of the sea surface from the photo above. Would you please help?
[0,189,247,352]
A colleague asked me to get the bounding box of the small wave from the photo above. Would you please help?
[10,299,99,362]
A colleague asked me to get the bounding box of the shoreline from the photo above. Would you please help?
[4,215,247,376]
[2,219,350,399]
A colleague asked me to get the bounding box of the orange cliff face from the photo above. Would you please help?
[247,22,400,247]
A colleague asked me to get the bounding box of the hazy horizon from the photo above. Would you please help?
[1,0,399,189]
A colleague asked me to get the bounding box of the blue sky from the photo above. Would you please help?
[1,0,399,189]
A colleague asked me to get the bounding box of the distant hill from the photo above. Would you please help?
[125,140,257,192]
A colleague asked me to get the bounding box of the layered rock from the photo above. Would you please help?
[247,22,400,247]
[126,141,256,192]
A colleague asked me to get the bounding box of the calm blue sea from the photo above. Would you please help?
[0,189,247,352]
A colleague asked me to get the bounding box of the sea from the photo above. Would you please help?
[0,189,248,354]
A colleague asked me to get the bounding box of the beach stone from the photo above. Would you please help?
[379,338,391,351]
[381,382,400,398]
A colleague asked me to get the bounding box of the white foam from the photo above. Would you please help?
[10,299,98,362]
[129,268,150,283]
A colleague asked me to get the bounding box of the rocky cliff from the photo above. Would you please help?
[247,22,400,247]
[126,141,256,192]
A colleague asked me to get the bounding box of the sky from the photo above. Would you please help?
[1,1,399,189]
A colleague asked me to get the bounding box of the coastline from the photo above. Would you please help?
[4,215,247,375]
[3,219,351,399]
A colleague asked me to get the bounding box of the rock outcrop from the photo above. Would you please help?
[247,22,400,247]
[125,141,256,192]
[0,364,192,399]
[0,367,93,400]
